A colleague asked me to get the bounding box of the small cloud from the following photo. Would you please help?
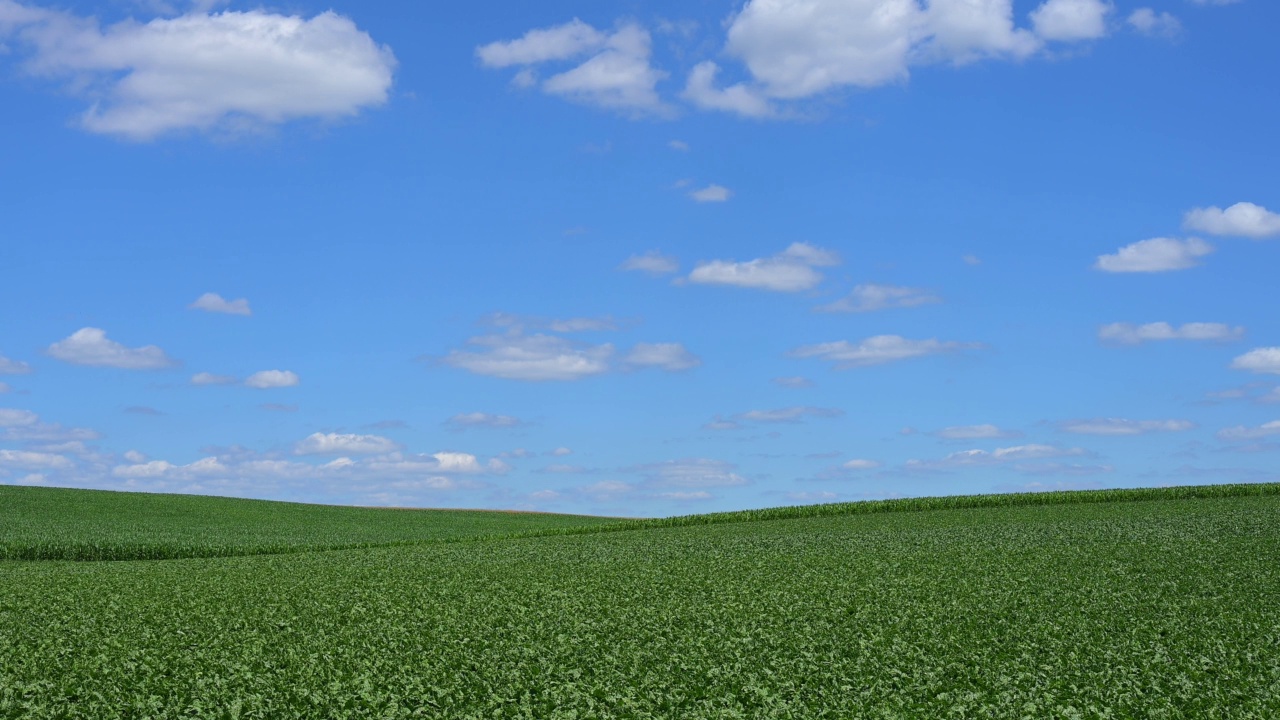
[1099,322,1244,345]
[933,424,1020,440]
[816,284,940,313]
[791,335,981,369]
[47,328,177,370]
[1095,237,1213,273]
[440,331,613,382]
[1127,8,1182,38]
[962,255,982,266]
[681,61,775,118]
[1058,418,1195,436]
[689,184,732,203]
[191,372,238,386]
[244,370,299,389]
[0,409,39,427]
[1184,202,1280,239]
[366,419,408,430]
[447,412,526,429]
[0,355,33,375]
[633,458,748,488]
[550,447,573,456]
[773,376,813,389]
[623,343,701,372]
[1030,0,1112,42]
[1217,421,1280,442]
[657,491,713,501]
[1232,347,1280,375]
[688,242,840,292]
[620,251,679,275]
[124,406,165,416]
[702,416,742,431]
[841,459,881,470]
[737,406,843,424]
[668,139,689,151]
[123,450,147,463]
[189,292,251,316]
[295,432,401,455]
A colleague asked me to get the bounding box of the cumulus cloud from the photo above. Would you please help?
[1217,421,1280,442]
[933,424,1019,440]
[0,4,396,139]
[687,242,839,292]
[189,292,251,316]
[1058,418,1194,435]
[682,61,775,117]
[689,184,733,203]
[623,343,701,371]
[244,370,299,389]
[191,372,238,385]
[477,20,670,117]
[791,335,980,369]
[446,412,525,429]
[47,328,177,369]
[620,251,679,275]
[1127,8,1181,37]
[816,284,940,313]
[1098,322,1244,345]
[1232,348,1280,375]
[441,331,613,382]
[294,432,401,455]
[0,408,39,427]
[0,449,74,470]
[0,354,33,375]
[1184,202,1280,239]
[1029,0,1113,42]
[0,409,100,444]
[1094,237,1212,273]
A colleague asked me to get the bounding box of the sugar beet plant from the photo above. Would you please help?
[2,486,1279,718]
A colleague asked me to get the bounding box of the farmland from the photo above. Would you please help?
[2,485,1279,718]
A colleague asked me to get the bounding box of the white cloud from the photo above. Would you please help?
[1058,418,1194,435]
[689,184,733,203]
[189,292,251,316]
[191,372,238,385]
[484,312,617,334]
[0,449,74,470]
[0,354,32,375]
[1094,237,1212,273]
[1232,348,1280,375]
[922,0,1041,62]
[1029,0,1113,41]
[962,254,982,266]
[773,376,813,388]
[441,332,613,382]
[667,139,689,151]
[842,459,881,470]
[1098,322,1244,344]
[1127,8,1181,37]
[244,370,299,389]
[816,284,940,313]
[551,447,573,457]
[476,18,605,67]
[1217,421,1280,442]
[620,251,679,275]
[0,408,39,427]
[738,406,843,423]
[681,61,775,117]
[908,443,1088,470]
[636,458,748,488]
[447,412,525,429]
[3,5,396,139]
[791,335,980,369]
[295,432,400,455]
[47,328,177,369]
[934,424,1019,440]
[623,343,701,371]
[479,20,670,117]
[123,450,147,463]
[1184,202,1280,239]
[687,242,839,292]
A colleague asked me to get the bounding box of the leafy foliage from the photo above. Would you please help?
[2,486,1279,717]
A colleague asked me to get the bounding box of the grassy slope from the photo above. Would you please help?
[2,487,1279,718]
[0,485,620,561]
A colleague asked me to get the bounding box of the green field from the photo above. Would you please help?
[3,484,1279,718]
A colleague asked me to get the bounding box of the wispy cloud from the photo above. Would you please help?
[791,335,981,369]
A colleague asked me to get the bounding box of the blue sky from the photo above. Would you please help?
[1,0,1277,516]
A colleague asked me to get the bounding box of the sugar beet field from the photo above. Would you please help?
[2,485,1279,718]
